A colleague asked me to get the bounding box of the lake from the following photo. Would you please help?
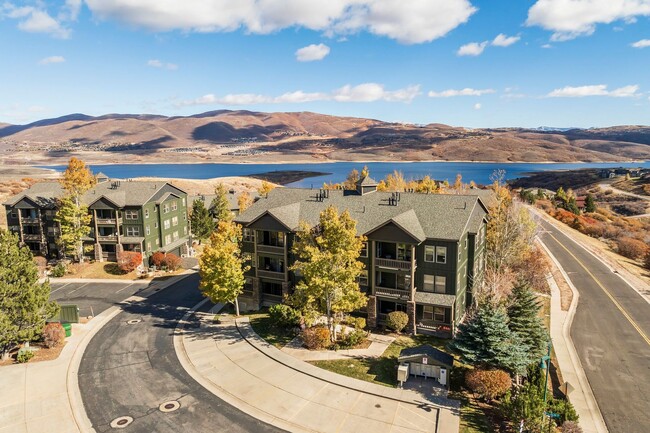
[41,161,650,188]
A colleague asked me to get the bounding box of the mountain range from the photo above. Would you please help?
[1,110,649,164]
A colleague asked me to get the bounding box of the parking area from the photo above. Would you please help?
[50,280,150,318]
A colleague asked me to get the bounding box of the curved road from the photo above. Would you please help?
[78,273,282,433]
[538,218,650,433]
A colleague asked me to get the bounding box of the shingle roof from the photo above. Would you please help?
[189,191,260,211]
[398,345,454,367]
[357,175,378,186]
[235,188,488,241]
[414,292,457,307]
[4,179,185,208]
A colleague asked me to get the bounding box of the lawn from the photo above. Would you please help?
[247,312,297,349]
[55,261,185,280]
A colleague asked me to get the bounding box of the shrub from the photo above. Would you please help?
[117,251,142,273]
[150,251,166,268]
[617,237,648,260]
[16,348,34,363]
[465,368,512,401]
[50,263,66,277]
[268,304,300,328]
[561,421,583,433]
[352,317,366,330]
[644,248,650,271]
[548,398,579,424]
[340,329,366,348]
[386,311,409,333]
[163,253,182,271]
[302,326,330,350]
[42,322,66,348]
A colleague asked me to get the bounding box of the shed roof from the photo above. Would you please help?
[398,345,454,367]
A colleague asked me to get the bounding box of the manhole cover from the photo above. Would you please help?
[110,416,133,429]
[159,400,181,413]
[126,319,141,325]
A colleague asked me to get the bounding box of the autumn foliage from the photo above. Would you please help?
[42,322,66,348]
[150,251,166,268]
[302,326,331,350]
[163,253,182,271]
[117,251,142,273]
[465,368,512,402]
[617,237,648,260]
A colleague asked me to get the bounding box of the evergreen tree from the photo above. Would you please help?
[0,230,59,359]
[55,157,96,262]
[210,183,233,222]
[190,199,214,244]
[584,194,596,213]
[199,220,249,316]
[501,381,546,433]
[451,304,529,375]
[507,281,549,363]
[290,205,367,340]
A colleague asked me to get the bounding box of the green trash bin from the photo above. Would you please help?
[62,323,72,338]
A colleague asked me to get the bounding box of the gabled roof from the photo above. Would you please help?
[398,345,454,367]
[357,175,378,186]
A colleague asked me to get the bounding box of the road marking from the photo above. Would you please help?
[115,283,136,294]
[50,282,72,295]
[546,231,650,347]
[68,283,90,295]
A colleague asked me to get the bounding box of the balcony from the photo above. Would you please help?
[96,218,120,225]
[96,234,118,242]
[375,286,412,300]
[257,269,285,280]
[21,217,40,224]
[23,234,41,241]
[374,257,413,271]
[257,244,284,255]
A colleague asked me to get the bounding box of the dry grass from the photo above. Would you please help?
[0,342,66,367]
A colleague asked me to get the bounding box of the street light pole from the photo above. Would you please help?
[539,341,552,429]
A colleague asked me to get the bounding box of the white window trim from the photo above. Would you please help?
[436,246,447,264]
[424,245,435,262]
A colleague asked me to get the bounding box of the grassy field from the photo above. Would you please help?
[247,312,297,349]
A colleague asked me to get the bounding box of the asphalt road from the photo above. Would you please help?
[50,280,147,318]
[538,218,650,433]
[78,273,282,433]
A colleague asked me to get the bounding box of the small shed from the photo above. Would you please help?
[398,345,454,387]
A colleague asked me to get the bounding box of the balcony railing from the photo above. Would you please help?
[374,257,413,271]
[23,234,42,241]
[21,217,40,224]
[374,286,412,300]
[97,234,117,242]
[257,269,285,280]
[96,218,120,225]
[257,244,284,255]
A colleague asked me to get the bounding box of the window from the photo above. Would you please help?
[464,238,468,249]
[173,231,179,241]
[358,270,368,287]
[154,207,158,213]
[165,234,172,244]
[423,275,434,292]
[147,242,151,251]
[125,210,139,220]
[163,204,170,214]
[171,201,177,211]
[155,238,159,246]
[154,221,158,228]
[243,228,254,242]
[434,276,446,293]
[360,242,368,257]
[182,198,186,206]
[183,226,187,235]
[423,275,446,293]
[397,243,412,261]
[146,225,150,235]
[126,226,140,236]
[424,246,434,262]
[436,246,447,263]
[10,210,17,218]
[172,216,179,226]
[144,209,149,219]
[163,219,170,230]
[434,307,446,322]
[45,210,55,218]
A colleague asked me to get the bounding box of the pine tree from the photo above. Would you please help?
[451,304,529,375]
[190,199,214,244]
[584,194,596,213]
[0,230,59,359]
[290,206,367,340]
[507,281,549,363]
[501,380,546,432]
[199,220,249,316]
[209,183,233,222]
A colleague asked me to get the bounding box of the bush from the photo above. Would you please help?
[340,328,366,348]
[352,317,366,330]
[42,322,66,348]
[163,253,182,271]
[302,326,330,350]
[561,421,583,433]
[117,251,142,273]
[386,311,409,333]
[50,263,66,277]
[645,249,650,271]
[150,251,165,268]
[465,368,512,401]
[617,237,648,260]
[268,304,300,328]
[548,398,579,424]
[16,347,34,363]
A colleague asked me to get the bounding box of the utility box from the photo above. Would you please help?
[397,364,409,384]
[58,305,80,324]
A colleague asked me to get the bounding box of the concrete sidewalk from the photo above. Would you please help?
[541,243,609,433]
[281,332,395,361]
[177,313,459,433]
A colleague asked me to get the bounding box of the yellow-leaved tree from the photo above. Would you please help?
[258,180,276,198]
[289,205,366,340]
[237,191,253,213]
[199,220,250,316]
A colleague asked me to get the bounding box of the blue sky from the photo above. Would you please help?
[1,0,649,128]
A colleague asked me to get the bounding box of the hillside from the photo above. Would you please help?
[1,111,649,165]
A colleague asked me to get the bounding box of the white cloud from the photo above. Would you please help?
[2,3,71,38]
[179,83,421,106]
[473,103,481,110]
[428,88,495,98]
[541,43,553,48]
[492,33,520,47]
[147,59,178,70]
[39,56,66,65]
[83,0,477,44]
[631,39,650,48]
[295,43,330,62]
[457,41,488,56]
[527,0,650,41]
[547,84,640,98]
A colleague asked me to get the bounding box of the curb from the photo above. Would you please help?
[538,238,609,433]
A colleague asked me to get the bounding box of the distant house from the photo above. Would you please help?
[4,175,190,261]
[234,175,490,337]
[189,190,260,219]
[575,196,587,211]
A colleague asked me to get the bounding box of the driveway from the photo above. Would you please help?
[538,218,650,433]
[77,273,281,433]
[50,280,148,318]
